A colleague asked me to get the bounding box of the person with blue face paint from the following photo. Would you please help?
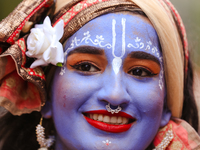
[0,0,199,150]
[50,12,167,149]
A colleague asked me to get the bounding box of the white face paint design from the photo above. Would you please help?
[102,140,111,146]
[111,18,126,74]
[61,17,164,90]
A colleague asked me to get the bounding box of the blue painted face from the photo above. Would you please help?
[49,12,171,150]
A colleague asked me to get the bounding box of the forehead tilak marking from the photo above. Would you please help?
[111,18,126,74]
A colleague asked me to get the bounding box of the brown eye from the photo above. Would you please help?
[128,67,156,77]
[80,64,91,71]
[70,62,100,72]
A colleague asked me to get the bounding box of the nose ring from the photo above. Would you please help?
[106,103,122,114]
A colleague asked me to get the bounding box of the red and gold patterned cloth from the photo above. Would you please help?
[154,118,200,150]
[0,0,54,115]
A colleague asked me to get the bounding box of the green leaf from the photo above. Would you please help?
[56,63,63,67]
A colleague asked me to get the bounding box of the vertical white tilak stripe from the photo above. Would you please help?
[112,19,116,57]
[121,18,126,58]
[112,18,123,75]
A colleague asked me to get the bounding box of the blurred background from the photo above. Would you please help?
[0,0,200,131]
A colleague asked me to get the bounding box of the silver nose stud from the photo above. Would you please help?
[106,103,122,114]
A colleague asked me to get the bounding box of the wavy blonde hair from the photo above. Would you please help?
[130,0,184,117]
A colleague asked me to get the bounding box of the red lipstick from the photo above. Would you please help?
[84,110,135,133]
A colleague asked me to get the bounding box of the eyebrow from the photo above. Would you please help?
[67,46,104,56]
[128,51,160,66]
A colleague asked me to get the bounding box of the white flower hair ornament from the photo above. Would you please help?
[26,16,64,68]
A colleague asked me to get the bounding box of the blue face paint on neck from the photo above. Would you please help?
[50,12,169,150]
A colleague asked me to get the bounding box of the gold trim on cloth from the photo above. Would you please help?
[52,0,139,43]
[0,97,41,116]
[0,38,46,115]
[1,41,46,104]
[0,0,54,115]
[0,0,54,44]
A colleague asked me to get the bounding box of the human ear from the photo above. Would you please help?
[41,101,52,119]
[160,105,171,127]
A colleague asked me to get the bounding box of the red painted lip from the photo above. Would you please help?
[83,110,136,133]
